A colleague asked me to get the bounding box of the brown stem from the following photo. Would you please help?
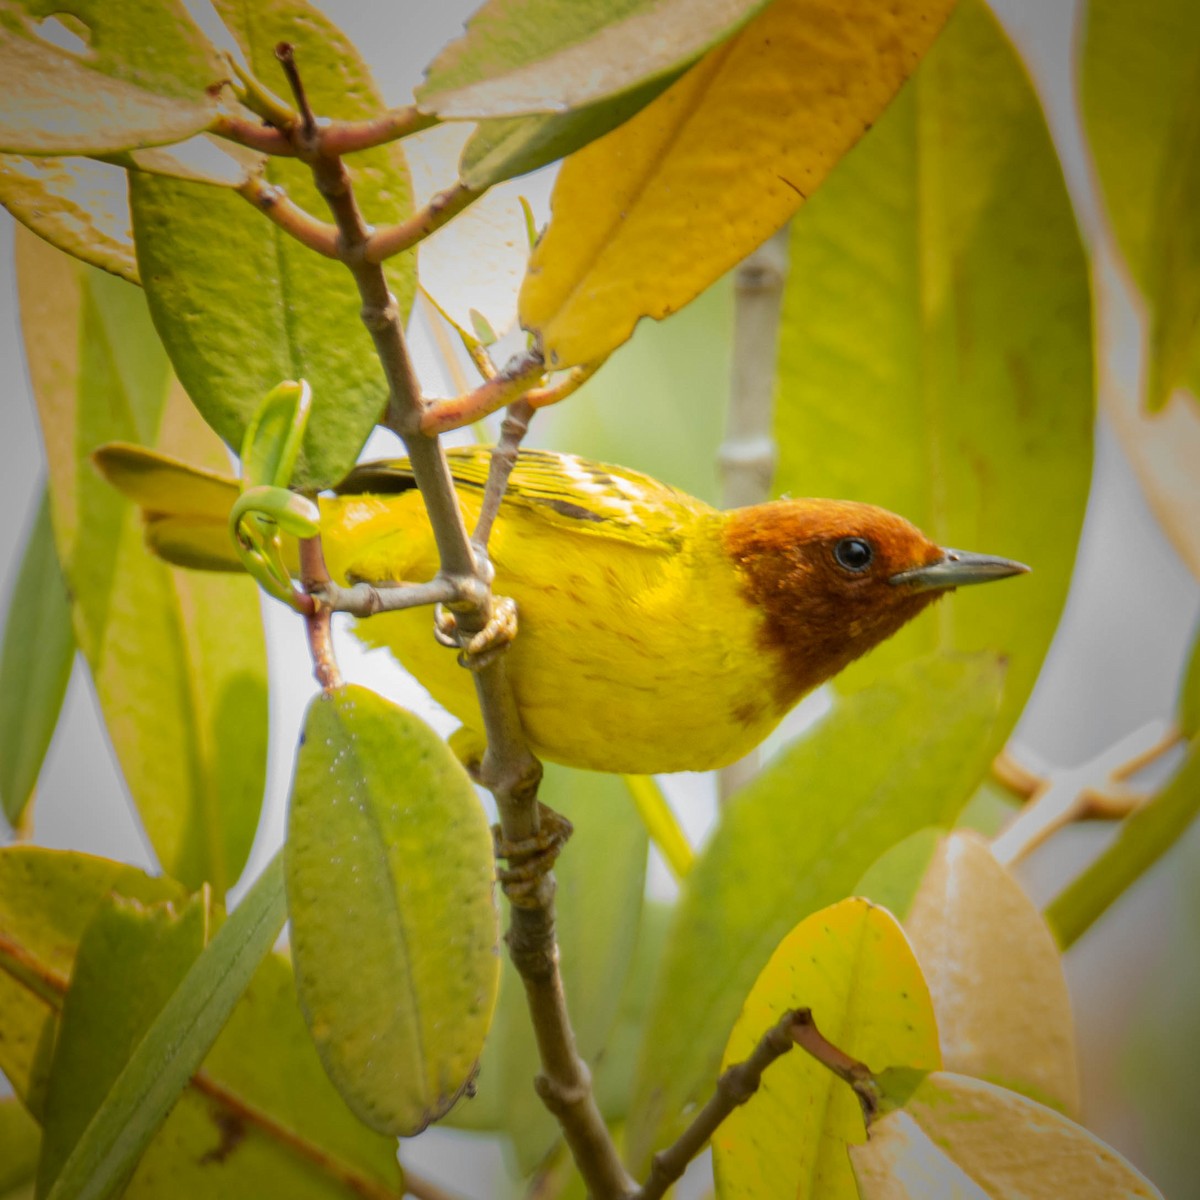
[634,1009,803,1200]
[365,182,483,263]
[275,49,628,1200]
[212,112,297,156]
[321,106,440,156]
[313,576,460,618]
[789,1008,878,1123]
[472,400,534,550]
[237,177,340,258]
[420,352,545,436]
[275,43,317,140]
[298,537,342,691]
[524,360,604,411]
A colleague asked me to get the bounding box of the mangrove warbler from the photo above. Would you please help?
[317,448,1027,774]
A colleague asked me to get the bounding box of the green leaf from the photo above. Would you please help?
[1080,0,1200,410]
[626,653,1004,1170]
[773,0,1093,752]
[0,0,225,155]
[42,854,287,1200]
[129,0,415,492]
[37,890,212,1197]
[444,764,646,1171]
[239,382,312,490]
[713,900,940,1200]
[459,73,676,190]
[0,154,137,282]
[0,849,401,1199]
[0,1097,40,1196]
[16,230,268,894]
[0,491,74,828]
[904,832,1078,1113]
[0,847,185,1117]
[416,0,770,119]
[1046,737,1200,949]
[852,828,942,922]
[851,1072,1164,1199]
[286,686,500,1136]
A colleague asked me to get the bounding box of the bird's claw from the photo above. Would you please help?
[434,596,519,670]
[493,803,574,908]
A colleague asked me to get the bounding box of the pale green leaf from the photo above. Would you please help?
[417,0,770,119]
[1080,0,1200,410]
[0,1098,40,1196]
[16,230,268,894]
[774,0,1092,751]
[129,0,415,491]
[1179,621,1200,739]
[0,491,74,828]
[0,847,185,1117]
[851,1072,1163,1199]
[626,653,1004,1170]
[852,828,942,922]
[0,154,137,282]
[286,686,499,1136]
[0,0,224,155]
[714,900,939,1200]
[905,833,1078,1113]
[37,891,212,1197]
[42,855,287,1200]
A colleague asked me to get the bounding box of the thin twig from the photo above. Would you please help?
[634,1009,802,1200]
[472,400,534,551]
[365,182,483,263]
[524,360,604,411]
[789,1008,878,1123]
[420,352,546,436]
[298,537,342,691]
[322,106,440,156]
[312,576,460,618]
[237,177,340,258]
[212,112,297,156]
[275,42,317,140]
[271,48,630,1200]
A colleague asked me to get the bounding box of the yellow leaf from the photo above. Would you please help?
[904,833,1079,1113]
[519,0,958,367]
[851,1073,1163,1199]
[713,897,939,1200]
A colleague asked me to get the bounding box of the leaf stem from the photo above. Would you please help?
[365,182,484,263]
[298,538,342,691]
[419,351,546,436]
[237,177,340,258]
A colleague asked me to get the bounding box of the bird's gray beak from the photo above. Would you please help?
[889,548,1030,592]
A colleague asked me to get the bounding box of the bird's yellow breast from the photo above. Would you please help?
[319,485,785,774]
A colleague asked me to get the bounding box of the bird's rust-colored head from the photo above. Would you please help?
[723,499,1028,708]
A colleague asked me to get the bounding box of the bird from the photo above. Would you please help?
[320,447,1028,774]
[96,444,1028,775]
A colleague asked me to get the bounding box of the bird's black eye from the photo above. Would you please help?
[834,537,874,572]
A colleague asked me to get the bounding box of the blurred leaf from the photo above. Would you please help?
[626,653,1004,1170]
[444,765,646,1170]
[774,0,1092,751]
[38,891,212,1197]
[518,0,957,368]
[416,0,769,119]
[713,900,940,1200]
[538,273,733,505]
[41,855,287,1200]
[905,832,1078,1113]
[0,849,401,1198]
[0,0,224,155]
[0,491,74,828]
[460,74,675,190]
[16,230,268,894]
[851,1072,1163,1199]
[0,847,185,1117]
[286,685,499,1136]
[1046,737,1200,949]
[1101,384,1200,583]
[852,828,942,922]
[129,0,415,491]
[1080,0,1200,410]
[1181,622,1200,738]
[0,1097,39,1196]
[0,155,137,282]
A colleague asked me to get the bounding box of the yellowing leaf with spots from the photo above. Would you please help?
[713,898,940,1200]
[519,0,958,368]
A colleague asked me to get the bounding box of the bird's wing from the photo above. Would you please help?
[338,447,713,553]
